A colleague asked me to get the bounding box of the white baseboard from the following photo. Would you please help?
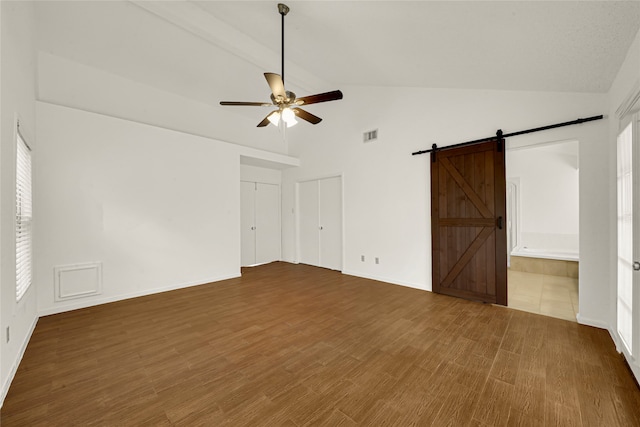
[576,313,610,330]
[0,315,38,409]
[39,273,240,317]
[341,270,429,292]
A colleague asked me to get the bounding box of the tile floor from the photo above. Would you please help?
[507,269,579,322]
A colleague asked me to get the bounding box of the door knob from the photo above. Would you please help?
[634,261,640,271]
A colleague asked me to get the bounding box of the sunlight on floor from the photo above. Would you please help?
[508,269,578,322]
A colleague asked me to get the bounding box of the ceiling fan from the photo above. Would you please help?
[220,3,343,128]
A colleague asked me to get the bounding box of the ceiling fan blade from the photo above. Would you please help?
[294,108,322,125]
[220,101,272,106]
[295,90,343,106]
[264,73,286,100]
[257,114,272,127]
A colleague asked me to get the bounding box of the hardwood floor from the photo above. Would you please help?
[2,262,639,426]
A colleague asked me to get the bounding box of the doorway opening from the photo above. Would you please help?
[506,139,579,321]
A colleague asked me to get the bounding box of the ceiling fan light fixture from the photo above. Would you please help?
[267,111,281,126]
[281,107,297,127]
[266,108,297,128]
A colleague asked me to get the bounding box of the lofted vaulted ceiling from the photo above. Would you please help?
[36,1,640,109]
[194,0,640,93]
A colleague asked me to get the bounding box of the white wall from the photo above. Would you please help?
[506,142,579,253]
[282,86,608,326]
[240,164,281,185]
[37,52,289,156]
[1,0,39,407]
[35,102,242,315]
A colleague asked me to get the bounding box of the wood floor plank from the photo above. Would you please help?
[577,389,622,427]
[358,400,403,426]
[455,353,494,390]
[304,408,358,427]
[335,372,398,423]
[544,399,583,427]
[1,262,639,426]
[431,383,480,426]
[511,369,546,421]
[394,393,447,426]
[472,377,515,426]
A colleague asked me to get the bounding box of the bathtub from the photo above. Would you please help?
[510,247,579,262]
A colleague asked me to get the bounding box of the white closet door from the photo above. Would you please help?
[299,180,320,266]
[255,183,280,264]
[319,176,342,271]
[240,181,256,266]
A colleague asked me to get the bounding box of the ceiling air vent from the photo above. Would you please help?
[363,129,378,143]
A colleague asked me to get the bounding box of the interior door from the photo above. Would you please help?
[617,114,640,381]
[240,181,256,266]
[431,140,507,305]
[299,177,343,270]
[299,180,320,266]
[255,183,280,264]
[319,176,342,271]
[241,181,280,267]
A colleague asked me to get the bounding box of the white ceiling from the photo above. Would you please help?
[194,0,640,93]
[35,1,640,108]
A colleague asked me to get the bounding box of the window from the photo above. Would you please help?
[617,118,635,354]
[16,129,32,302]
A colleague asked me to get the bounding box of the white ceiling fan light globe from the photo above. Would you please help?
[267,111,281,126]
[282,107,297,127]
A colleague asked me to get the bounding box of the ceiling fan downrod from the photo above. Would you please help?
[278,3,289,86]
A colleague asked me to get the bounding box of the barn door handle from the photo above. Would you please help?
[497,216,503,229]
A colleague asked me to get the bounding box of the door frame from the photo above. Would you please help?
[506,177,521,267]
[295,173,345,270]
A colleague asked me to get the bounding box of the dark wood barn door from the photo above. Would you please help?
[431,140,507,305]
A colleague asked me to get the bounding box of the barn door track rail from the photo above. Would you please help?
[412,115,604,159]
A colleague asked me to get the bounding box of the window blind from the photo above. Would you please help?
[16,131,32,302]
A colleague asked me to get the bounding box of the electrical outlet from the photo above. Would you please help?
[375,257,380,264]
[361,255,365,262]
[6,326,9,343]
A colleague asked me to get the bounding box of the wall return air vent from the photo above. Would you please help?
[363,129,378,143]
